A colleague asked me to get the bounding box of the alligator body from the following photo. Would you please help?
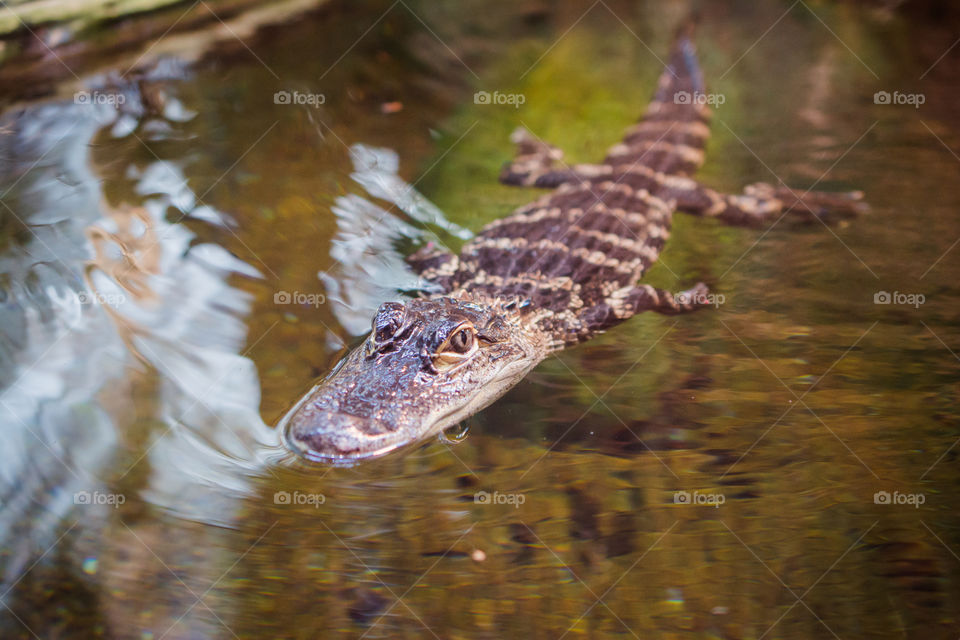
[281,28,864,463]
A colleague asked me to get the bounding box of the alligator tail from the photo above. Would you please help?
[603,19,712,176]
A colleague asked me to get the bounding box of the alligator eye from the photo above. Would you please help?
[449,328,474,354]
[434,324,478,370]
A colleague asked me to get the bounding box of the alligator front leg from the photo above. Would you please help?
[619,282,713,316]
[670,179,867,227]
[499,127,616,189]
[499,127,570,187]
[567,282,712,346]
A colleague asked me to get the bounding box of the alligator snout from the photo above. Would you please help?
[283,406,403,463]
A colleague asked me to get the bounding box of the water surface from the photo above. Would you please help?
[1,1,959,638]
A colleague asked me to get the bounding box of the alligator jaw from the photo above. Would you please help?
[281,354,542,465]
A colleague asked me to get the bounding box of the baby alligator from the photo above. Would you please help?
[281,27,865,463]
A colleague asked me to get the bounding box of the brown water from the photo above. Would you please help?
[1,1,959,638]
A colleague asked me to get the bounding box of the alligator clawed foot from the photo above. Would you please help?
[509,127,564,160]
[500,128,569,187]
[672,282,713,311]
[745,182,868,222]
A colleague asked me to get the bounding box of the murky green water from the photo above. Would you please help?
[2,1,959,638]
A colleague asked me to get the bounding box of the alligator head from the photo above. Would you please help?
[281,297,547,463]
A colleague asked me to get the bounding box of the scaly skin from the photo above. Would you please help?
[281,28,865,464]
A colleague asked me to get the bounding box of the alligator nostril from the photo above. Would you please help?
[366,340,398,360]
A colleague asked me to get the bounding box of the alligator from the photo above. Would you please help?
[280,27,865,464]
